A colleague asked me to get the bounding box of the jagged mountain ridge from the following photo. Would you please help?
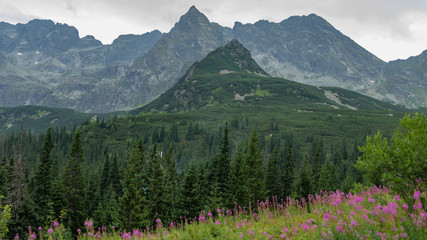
[0,6,425,112]
[138,39,406,114]
[0,19,163,112]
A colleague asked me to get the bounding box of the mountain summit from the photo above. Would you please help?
[195,39,269,76]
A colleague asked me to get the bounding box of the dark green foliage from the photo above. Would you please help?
[117,141,148,230]
[100,155,110,196]
[169,124,179,142]
[209,124,231,208]
[245,128,265,202]
[0,157,9,197]
[228,145,249,207]
[265,147,281,198]
[180,162,202,218]
[281,141,295,199]
[311,146,322,193]
[318,160,338,192]
[147,145,166,224]
[185,123,195,141]
[163,146,179,223]
[63,129,86,234]
[295,157,312,201]
[109,155,122,197]
[32,127,54,225]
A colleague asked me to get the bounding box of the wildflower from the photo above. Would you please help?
[322,232,327,238]
[30,234,36,239]
[14,235,19,239]
[208,211,212,217]
[395,195,400,201]
[307,218,312,224]
[312,224,318,229]
[53,221,59,227]
[403,203,408,209]
[38,227,42,231]
[249,230,254,236]
[369,198,375,203]
[47,228,53,234]
[240,233,244,238]
[215,220,220,225]
[324,213,330,221]
[281,233,286,238]
[269,235,272,239]
[351,220,358,227]
[217,208,221,213]
[414,191,420,200]
[303,224,309,231]
[156,218,162,223]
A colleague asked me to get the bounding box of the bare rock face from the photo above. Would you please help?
[0,20,162,112]
[0,7,425,112]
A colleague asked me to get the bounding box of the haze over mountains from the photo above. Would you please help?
[0,6,425,113]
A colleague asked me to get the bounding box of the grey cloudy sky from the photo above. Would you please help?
[1,0,426,62]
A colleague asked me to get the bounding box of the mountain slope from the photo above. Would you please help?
[138,40,406,114]
[0,20,163,112]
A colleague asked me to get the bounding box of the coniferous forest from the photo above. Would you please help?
[0,114,364,238]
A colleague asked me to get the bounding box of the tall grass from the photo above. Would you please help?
[19,186,426,239]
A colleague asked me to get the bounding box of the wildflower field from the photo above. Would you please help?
[21,186,426,240]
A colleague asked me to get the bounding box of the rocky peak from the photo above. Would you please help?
[198,39,269,75]
[174,6,211,31]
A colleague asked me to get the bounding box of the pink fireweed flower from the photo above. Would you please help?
[217,208,221,213]
[249,230,254,236]
[208,211,212,217]
[324,213,330,221]
[215,220,220,225]
[303,224,309,231]
[240,233,244,239]
[313,224,318,229]
[47,228,53,234]
[357,205,363,211]
[30,234,36,239]
[307,218,312,224]
[403,203,408,209]
[281,233,286,239]
[14,235,20,239]
[38,227,42,231]
[351,220,358,227]
[53,221,59,227]
[395,195,400,201]
[414,191,421,200]
[369,198,375,203]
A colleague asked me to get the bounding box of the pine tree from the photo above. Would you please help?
[185,123,195,141]
[117,140,148,230]
[32,127,54,225]
[0,156,9,197]
[245,128,265,202]
[265,147,281,198]
[159,125,166,143]
[63,129,86,234]
[281,141,295,199]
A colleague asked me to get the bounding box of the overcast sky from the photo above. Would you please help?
[1,0,426,62]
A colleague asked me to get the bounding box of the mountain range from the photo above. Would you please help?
[0,6,425,113]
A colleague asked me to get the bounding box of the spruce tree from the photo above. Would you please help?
[147,145,166,225]
[63,129,86,234]
[110,154,122,197]
[180,162,202,218]
[245,128,265,202]
[118,140,148,230]
[100,155,110,196]
[32,127,54,225]
[281,141,295,199]
[311,147,321,193]
[163,145,179,223]
[228,145,249,207]
[318,160,338,192]
[296,156,312,203]
[265,147,281,198]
